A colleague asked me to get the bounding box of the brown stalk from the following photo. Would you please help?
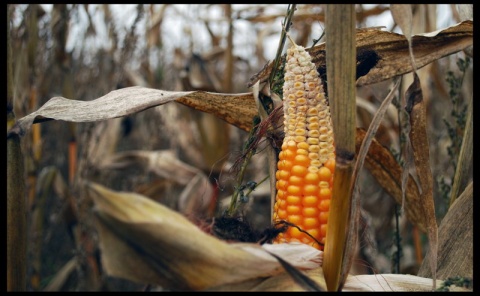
[30,168,57,290]
[7,5,27,291]
[223,4,233,93]
[322,4,356,292]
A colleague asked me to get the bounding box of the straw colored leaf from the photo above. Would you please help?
[248,20,473,88]
[343,79,401,288]
[390,4,413,42]
[449,94,472,206]
[418,181,473,280]
[7,86,258,138]
[209,269,471,292]
[43,258,77,291]
[87,182,323,291]
[343,274,470,292]
[267,252,325,291]
[355,128,426,232]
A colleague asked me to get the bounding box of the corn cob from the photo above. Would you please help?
[273,39,335,251]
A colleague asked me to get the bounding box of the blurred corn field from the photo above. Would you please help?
[7,4,472,292]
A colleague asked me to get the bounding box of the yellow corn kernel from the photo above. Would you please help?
[273,38,335,251]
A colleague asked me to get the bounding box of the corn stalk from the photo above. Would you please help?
[7,5,27,291]
[322,4,356,292]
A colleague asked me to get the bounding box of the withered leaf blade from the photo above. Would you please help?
[266,251,325,291]
[43,258,77,291]
[417,181,473,280]
[209,268,471,291]
[248,20,473,88]
[7,86,258,138]
[405,72,438,289]
[390,4,413,42]
[355,128,426,232]
[341,79,401,289]
[87,182,325,291]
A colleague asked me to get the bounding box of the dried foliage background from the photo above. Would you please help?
[7,4,472,291]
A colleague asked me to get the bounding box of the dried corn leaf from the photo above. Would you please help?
[209,269,470,291]
[391,4,413,42]
[43,258,77,291]
[8,16,472,140]
[343,79,401,288]
[450,94,472,205]
[418,181,473,280]
[266,252,325,291]
[87,182,323,291]
[7,87,258,138]
[355,128,426,232]
[405,73,438,289]
[8,83,435,233]
[248,20,473,88]
[86,183,466,292]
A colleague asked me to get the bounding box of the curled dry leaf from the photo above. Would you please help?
[43,258,77,292]
[8,86,436,233]
[7,87,258,138]
[343,79,401,289]
[7,19,472,139]
[355,128,426,232]
[87,182,323,291]
[248,20,473,88]
[87,181,459,292]
[208,269,470,292]
[405,73,438,289]
[390,4,413,42]
[418,181,473,280]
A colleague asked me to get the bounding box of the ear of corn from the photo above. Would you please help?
[273,41,335,251]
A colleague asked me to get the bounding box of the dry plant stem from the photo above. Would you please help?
[227,147,255,216]
[449,92,472,207]
[269,4,296,87]
[323,4,356,292]
[7,7,27,290]
[253,82,280,221]
[7,125,27,292]
[69,141,77,183]
[223,4,233,93]
[31,168,56,290]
